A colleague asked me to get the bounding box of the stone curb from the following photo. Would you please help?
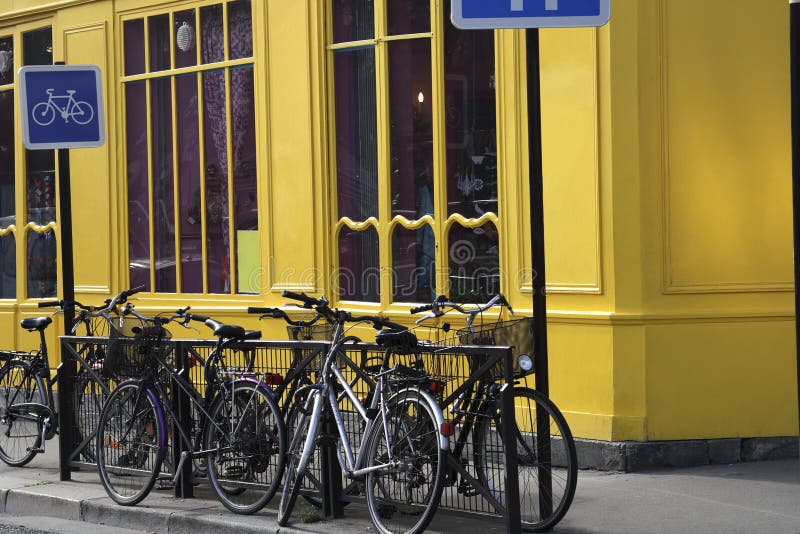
[576,435,799,471]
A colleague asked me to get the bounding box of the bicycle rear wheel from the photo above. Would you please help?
[364,388,446,534]
[96,380,165,505]
[205,380,286,514]
[473,387,577,532]
[0,361,47,467]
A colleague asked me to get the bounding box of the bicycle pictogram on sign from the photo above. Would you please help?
[31,89,95,126]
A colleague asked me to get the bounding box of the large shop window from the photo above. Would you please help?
[0,28,57,300]
[122,0,258,294]
[330,0,499,304]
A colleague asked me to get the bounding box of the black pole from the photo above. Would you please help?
[789,0,800,458]
[54,61,75,328]
[526,27,554,519]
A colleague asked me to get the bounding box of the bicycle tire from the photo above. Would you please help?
[472,387,577,532]
[364,388,446,534]
[96,380,165,505]
[278,389,319,527]
[204,380,286,514]
[0,360,47,467]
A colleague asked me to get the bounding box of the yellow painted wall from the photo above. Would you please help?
[0,0,797,443]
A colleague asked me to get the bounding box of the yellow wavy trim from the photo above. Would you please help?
[0,225,15,237]
[25,221,58,234]
[389,214,435,230]
[337,217,379,231]
[445,212,499,230]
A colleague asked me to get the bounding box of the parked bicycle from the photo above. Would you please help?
[0,286,142,467]
[275,291,448,534]
[411,293,578,532]
[95,306,286,514]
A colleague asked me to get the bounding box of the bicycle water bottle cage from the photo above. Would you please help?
[376,328,418,354]
[20,317,52,331]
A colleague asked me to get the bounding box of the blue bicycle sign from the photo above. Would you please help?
[32,89,94,126]
[19,65,105,150]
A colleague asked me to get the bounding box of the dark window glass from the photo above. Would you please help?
[334,48,378,221]
[126,81,150,291]
[0,234,15,298]
[151,77,175,292]
[332,0,374,43]
[448,222,499,303]
[174,10,198,68]
[203,69,229,293]
[124,19,146,76]
[148,14,171,72]
[176,73,202,293]
[444,12,497,218]
[228,0,253,60]
[0,37,14,85]
[25,151,55,224]
[0,90,14,224]
[231,66,258,294]
[388,38,433,220]
[339,226,379,302]
[392,225,435,302]
[27,230,56,298]
[201,4,225,64]
[22,28,52,66]
[387,0,430,35]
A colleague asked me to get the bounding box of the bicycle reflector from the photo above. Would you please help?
[427,380,445,393]
[440,421,455,437]
[263,373,284,386]
[518,354,534,372]
[186,355,198,368]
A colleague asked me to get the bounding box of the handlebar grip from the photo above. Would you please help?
[38,300,63,308]
[189,314,209,322]
[247,307,281,315]
[409,304,432,314]
[124,285,146,297]
[282,291,317,306]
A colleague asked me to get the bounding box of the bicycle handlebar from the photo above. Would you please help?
[411,293,512,324]
[281,291,320,308]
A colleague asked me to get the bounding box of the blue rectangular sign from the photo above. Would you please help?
[452,0,610,29]
[19,65,105,150]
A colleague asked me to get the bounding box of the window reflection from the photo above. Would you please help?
[27,231,56,299]
[393,225,435,302]
[0,235,14,299]
[339,226,379,302]
[448,222,499,303]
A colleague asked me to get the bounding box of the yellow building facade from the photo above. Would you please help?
[0,0,797,465]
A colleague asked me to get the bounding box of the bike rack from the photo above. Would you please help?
[57,337,539,533]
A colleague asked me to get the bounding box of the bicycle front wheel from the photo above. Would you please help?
[364,388,446,534]
[278,389,320,527]
[0,361,47,467]
[473,387,577,532]
[205,380,286,514]
[96,380,165,506]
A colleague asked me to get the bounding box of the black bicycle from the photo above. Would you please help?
[95,306,286,514]
[411,294,578,532]
[0,286,143,467]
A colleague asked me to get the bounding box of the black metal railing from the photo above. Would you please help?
[57,336,530,533]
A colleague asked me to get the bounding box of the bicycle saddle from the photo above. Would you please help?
[376,328,418,353]
[205,319,260,340]
[20,317,52,331]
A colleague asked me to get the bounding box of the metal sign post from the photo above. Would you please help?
[789,0,800,458]
[451,2,611,530]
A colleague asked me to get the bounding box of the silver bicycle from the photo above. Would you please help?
[277,291,448,534]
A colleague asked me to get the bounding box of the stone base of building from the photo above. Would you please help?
[576,436,799,471]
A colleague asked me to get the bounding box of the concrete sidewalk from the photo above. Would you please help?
[0,447,798,533]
